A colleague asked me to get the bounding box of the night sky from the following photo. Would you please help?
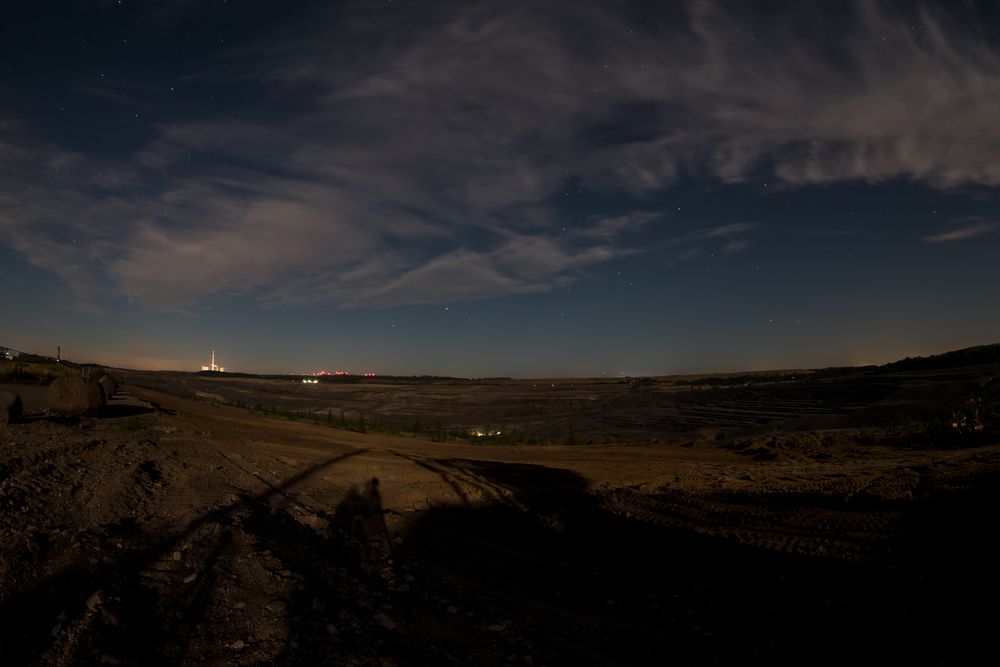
[2,1,999,377]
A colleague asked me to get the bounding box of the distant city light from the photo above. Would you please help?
[299,369,375,378]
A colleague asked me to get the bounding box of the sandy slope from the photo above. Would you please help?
[2,386,1000,665]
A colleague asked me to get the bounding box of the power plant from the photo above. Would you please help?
[200,350,225,373]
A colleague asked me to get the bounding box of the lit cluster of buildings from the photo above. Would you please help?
[201,351,225,372]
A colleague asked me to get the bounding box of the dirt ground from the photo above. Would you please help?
[2,383,1000,665]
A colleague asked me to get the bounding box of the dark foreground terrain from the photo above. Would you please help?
[1,360,1000,665]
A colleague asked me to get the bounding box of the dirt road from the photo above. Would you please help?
[2,386,1000,665]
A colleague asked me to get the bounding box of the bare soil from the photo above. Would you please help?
[1,378,999,665]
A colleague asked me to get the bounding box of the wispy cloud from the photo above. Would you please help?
[77,83,161,112]
[3,1,1000,311]
[722,239,750,255]
[666,222,756,245]
[659,222,757,260]
[699,224,757,240]
[923,220,999,243]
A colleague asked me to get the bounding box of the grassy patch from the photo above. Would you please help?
[0,359,82,385]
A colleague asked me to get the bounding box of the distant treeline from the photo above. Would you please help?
[225,401,614,446]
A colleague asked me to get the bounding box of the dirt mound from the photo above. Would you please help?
[1,391,22,425]
[46,376,105,417]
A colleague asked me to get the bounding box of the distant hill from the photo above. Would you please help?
[882,344,1000,372]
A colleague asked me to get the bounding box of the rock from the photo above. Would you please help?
[46,377,105,417]
[446,606,458,615]
[374,613,397,630]
[101,608,120,626]
[86,590,104,612]
[182,574,197,584]
[0,392,22,425]
[51,610,67,636]
[98,375,117,402]
[265,600,287,613]
[231,640,245,650]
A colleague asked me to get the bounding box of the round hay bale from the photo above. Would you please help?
[47,376,105,417]
[1,392,22,425]
[98,374,118,401]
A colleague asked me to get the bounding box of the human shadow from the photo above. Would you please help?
[332,477,394,569]
[4,450,1000,666]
